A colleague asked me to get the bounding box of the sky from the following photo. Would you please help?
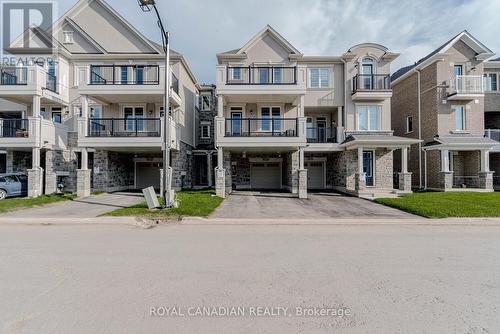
[54,0,500,84]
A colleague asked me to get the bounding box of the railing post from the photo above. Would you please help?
[111,119,114,136]
[271,66,274,84]
[248,66,251,84]
[135,118,138,136]
[248,118,251,137]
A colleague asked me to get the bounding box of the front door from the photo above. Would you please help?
[363,151,374,187]
[317,117,327,143]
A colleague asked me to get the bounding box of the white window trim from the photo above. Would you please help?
[355,104,382,131]
[201,123,211,139]
[308,67,333,89]
[484,72,499,92]
[406,116,413,134]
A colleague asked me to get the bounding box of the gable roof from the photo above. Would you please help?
[217,25,302,60]
[391,30,495,83]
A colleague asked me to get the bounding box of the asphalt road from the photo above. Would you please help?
[1,223,499,333]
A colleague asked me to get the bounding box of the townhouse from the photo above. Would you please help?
[214,25,419,199]
[0,0,199,197]
[391,31,498,191]
[484,57,500,189]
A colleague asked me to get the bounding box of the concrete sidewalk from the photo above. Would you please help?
[1,192,144,218]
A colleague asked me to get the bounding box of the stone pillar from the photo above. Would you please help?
[478,171,494,190]
[27,168,43,198]
[76,169,91,198]
[298,169,308,199]
[398,173,413,192]
[215,147,226,198]
[480,149,490,173]
[336,106,344,143]
[45,150,57,194]
[291,150,300,194]
[6,150,13,173]
[207,153,213,187]
[438,171,454,191]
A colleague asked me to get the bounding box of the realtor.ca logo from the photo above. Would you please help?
[1,0,57,59]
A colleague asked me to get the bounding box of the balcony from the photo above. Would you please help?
[485,129,500,142]
[0,66,65,104]
[0,118,67,149]
[216,117,306,149]
[79,65,180,106]
[351,74,392,101]
[448,75,484,100]
[306,127,337,143]
[216,65,307,96]
[79,117,180,150]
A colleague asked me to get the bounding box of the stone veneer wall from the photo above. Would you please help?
[171,141,193,189]
[374,149,394,189]
[92,150,135,192]
[45,150,79,192]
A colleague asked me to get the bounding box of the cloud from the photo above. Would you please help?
[56,0,499,83]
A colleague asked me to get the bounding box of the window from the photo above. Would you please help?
[201,123,210,139]
[309,68,331,88]
[124,107,144,131]
[484,73,498,91]
[63,31,74,44]
[273,67,282,83]
[232,67,241,80]
[406,116,413,133]
[261,107,281,131]
[40,107,46,118]
[454,65,463,76]
[356,105,380,131]
[200,94,211,111]
[51,109,62,124]
[136,66,144,84]
[121,66,128,84]
[453,105,465,131]
[90,105,102,119]
[258,68,270,84]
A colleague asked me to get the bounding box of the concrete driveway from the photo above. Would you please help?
[2,192,144,218]
[211,191,414,219]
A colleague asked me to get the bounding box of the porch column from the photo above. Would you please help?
[27,147,43,198]
[399,147,413,192]
[44,150,57,195]
[6,150,13,173]
[32,95,41,117]
[207,152,213,187]
[298,147,307,199]
[479,149,494,191]
[217,95,224,118]
[337,106,344,143]
[355,147,366,191]
[439,149,453,191]
[298,95,305,118]
[215,147,226,198]
[79,95,89,137]
[77,148,91,198]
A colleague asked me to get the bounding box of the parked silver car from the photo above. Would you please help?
[0,174,28,200]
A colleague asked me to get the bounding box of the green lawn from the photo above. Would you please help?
[0,194,76,214]
[105,189,224,218]
[375,192,500,218]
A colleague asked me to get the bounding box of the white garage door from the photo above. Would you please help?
[250,162,281,190]
[136,162,161,190]
[306,161,325,189]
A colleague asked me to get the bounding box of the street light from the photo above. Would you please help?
[138,0,172,208]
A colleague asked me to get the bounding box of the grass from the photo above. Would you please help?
[105,188,224,218]
[0,194,76,214]
[375,192,500,218]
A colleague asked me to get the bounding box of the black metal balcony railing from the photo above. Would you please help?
[485,129,500,142]
[306,127,337,143]
[225,118,298,137]
[45,72,57,93]
[0,119,29,138]
[226,66,297,85]
[87,118,161,137]
[89,65,160,85]
[352,74,391,92]
[0,67,28,85]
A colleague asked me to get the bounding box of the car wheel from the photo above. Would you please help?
[0,189,7,200]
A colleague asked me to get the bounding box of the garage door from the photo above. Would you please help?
[250,162,281,190]
[306,161,325,189]
[136,162,161,190]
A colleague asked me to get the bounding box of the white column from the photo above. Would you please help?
[298,95,305,118]
[299,147,305,170]
[441,149,449,172]
[217,95,224,118]
[337,106,343,127]
[357,147,364,174]
[217,147,223,169]
[401,147,408,173]
[81,148,88,170]
[32,147,40,168]
[81,95,89,118]
[480,149,490,172]
[32,95,41,117]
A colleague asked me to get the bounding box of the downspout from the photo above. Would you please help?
[424,149,428,190]
[341,58,347,138]
[417,69,422,189]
